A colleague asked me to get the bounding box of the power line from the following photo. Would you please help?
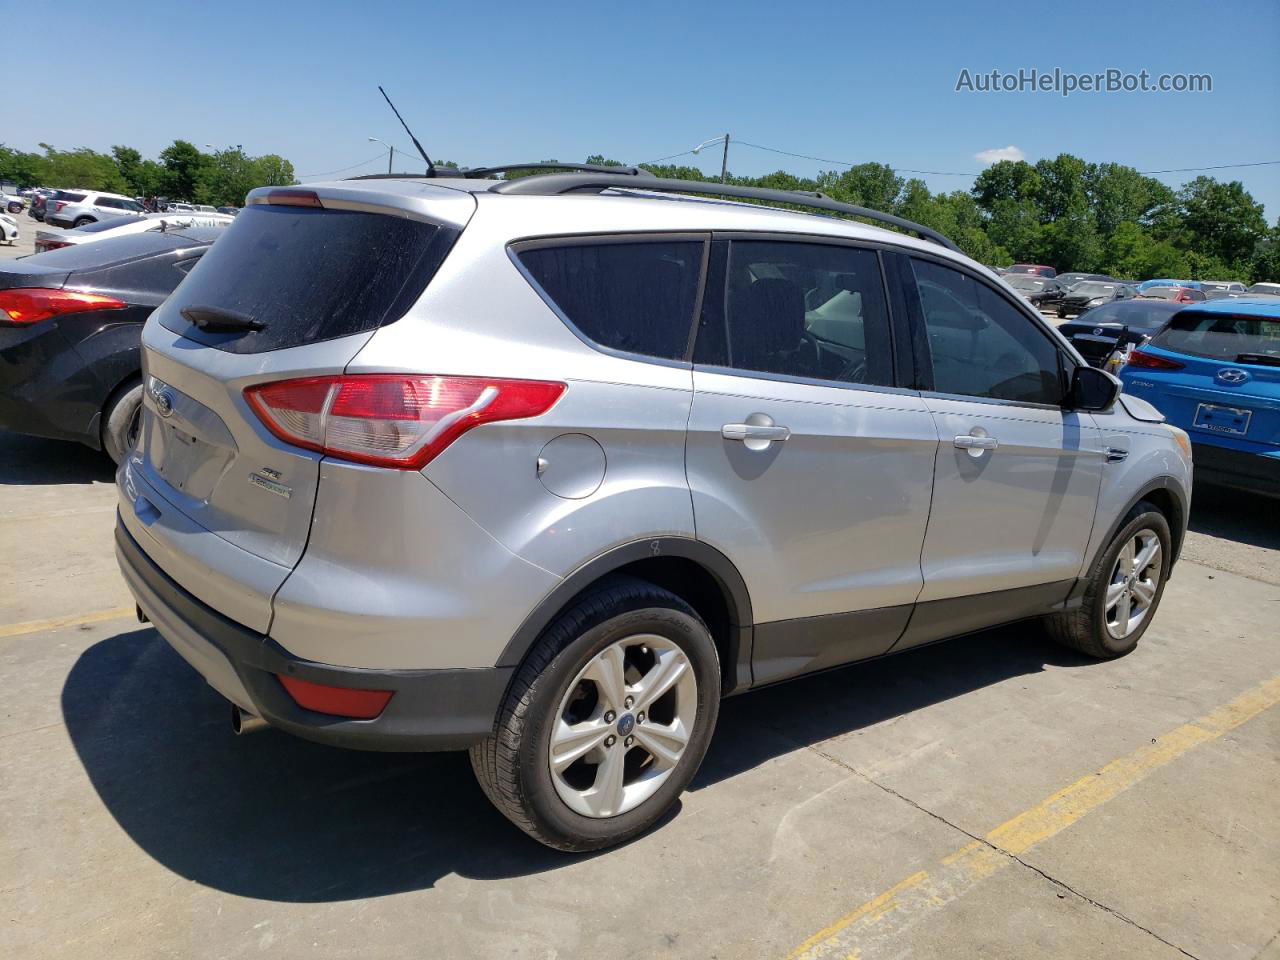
[1136,160,1280,175]
[298,150,390,179]
[646,137,1280,179]
[734,140,978,176]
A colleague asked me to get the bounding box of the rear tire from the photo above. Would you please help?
[1046,501,1171,658]
[73,216,94,228]
[102,381,143,465]
[470,577,721,852]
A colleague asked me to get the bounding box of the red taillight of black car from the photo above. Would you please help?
[0,288,127,327]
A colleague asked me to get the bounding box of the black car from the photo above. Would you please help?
[1003,272,1065,309]
[1056,280,1133,318]
[1058,299,1185,368]
[0,227,220,462]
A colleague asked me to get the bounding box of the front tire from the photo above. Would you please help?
[471,577,721,851]
[1046,501,1171,658]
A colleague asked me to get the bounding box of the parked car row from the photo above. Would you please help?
[33,210,235,254]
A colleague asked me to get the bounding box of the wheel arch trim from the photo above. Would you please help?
[495,537,755,693]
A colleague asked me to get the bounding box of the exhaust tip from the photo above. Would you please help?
[230,704,269,735]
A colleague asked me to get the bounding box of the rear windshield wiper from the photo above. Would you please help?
[180,305,265,333]
[1235,353,1280,368]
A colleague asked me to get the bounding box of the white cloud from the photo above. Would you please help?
[974,145,1026,165]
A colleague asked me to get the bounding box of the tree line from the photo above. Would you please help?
[4,141,1274,282]
[0,141,296,208]
[550,153,1276,284]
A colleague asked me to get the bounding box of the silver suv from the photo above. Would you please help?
[115,169,1192,851]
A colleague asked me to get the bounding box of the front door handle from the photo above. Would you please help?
[722,423,791,442]
[953,432,998,458]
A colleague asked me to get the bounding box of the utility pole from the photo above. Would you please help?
[719,133,729,184]
[368,137,394,174]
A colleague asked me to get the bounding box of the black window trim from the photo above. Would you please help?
[892,248,1083,412]
[688,231,914,399]
[507,231,712,370]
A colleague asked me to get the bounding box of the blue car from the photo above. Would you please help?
[1119,298,1280,497]
[1137,278,1201,292]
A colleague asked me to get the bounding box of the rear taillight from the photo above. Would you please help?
[35,240,71,253]
[0,288,127,326]
[244,374,566,469]
[53,201,67,212]
[1126,350,1185,371]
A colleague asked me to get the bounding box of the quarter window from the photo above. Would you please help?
[910,258,1064,405]
[696,240,894,387]
[518,240,704,361]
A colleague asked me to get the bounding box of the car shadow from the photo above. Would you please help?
[0,429,114,485]
[63,621,1087,903]
[1187,484,1280,551]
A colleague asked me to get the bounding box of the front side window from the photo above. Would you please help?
[518,240,703,361]
[696,240,894,387]
[911,258,1064,405]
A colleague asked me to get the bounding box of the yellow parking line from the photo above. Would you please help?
[786,673,1280,960]
[0,606,136,639]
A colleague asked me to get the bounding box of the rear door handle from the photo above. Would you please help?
[722,423,791,442]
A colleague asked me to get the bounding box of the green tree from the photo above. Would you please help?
[1177,176,1267,269]
[0,144,47,186]
[818,162,903,212]
[972,160,1042,210]
[1033,153,1090,222]
[159,140,209,200]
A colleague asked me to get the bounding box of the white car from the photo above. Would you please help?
[33,211,234,253]
[2,193,25,214]
[44,190,146,228]
[0,213,18,245]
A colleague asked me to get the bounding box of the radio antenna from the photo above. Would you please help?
[378,85,434,175]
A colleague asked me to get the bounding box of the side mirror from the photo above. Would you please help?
[1067,365,1121,411]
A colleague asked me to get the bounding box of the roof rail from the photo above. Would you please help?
[346,163,655,182]
[489,173,960,251]
[461,162,655,180]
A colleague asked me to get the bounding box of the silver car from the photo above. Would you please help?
[115,171,1193,851]
[45,190,145,228]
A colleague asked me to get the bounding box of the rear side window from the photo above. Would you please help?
[517,240,703,361]
[695,240,894,387]
[160,205,449,354]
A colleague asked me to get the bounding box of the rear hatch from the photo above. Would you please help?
[124,183,474,628]
[1139,307,1280,450]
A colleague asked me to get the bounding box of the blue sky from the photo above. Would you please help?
[9,0,1280,217]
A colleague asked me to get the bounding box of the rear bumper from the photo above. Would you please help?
[1191,441,1280,498]
[115,517,511,751]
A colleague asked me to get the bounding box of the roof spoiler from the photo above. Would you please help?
[488,173,960,251]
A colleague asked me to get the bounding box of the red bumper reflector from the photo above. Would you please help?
[277,674,394,719]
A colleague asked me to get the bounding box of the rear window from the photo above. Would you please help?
[20,230,199,268]
[517,239,704,361]
[160,204,450,354]
[1083,300,1180,328]
[1150,311,1280,362]
[55,191,86,203]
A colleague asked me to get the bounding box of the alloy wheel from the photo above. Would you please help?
[1105,529,1162,640]
[548,634,697,819]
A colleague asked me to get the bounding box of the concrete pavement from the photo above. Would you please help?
[0,428,1278,959]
